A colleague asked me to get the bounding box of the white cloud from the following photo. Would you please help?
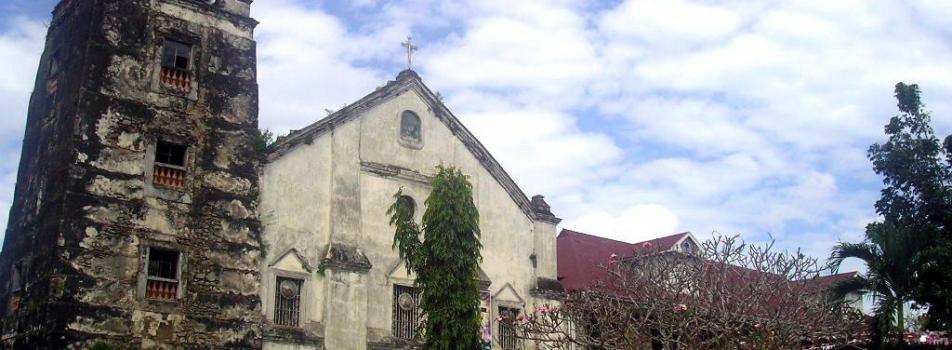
[420,1,600,108]
[269,0,950,264]
[0,17,44,136]
[453,105,623,197]
[3,0,951,267]
[572,204,679,243]
[599,0,742,43]
[0,16,45,245]
[253,0,393,133]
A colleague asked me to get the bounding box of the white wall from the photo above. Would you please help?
[259,87,559,349]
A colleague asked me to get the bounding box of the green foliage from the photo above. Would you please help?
[831,222,924,336]
[254,128,275,153]
[834,82,952,336]
[90,342,113,350]
[388,166,483,350]
[868,83,950,226]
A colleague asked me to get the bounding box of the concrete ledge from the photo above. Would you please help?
[322,243,372,273]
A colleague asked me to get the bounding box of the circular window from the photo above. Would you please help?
[397,292,417,311]
[279,279,299,299]
[500,309,515,320]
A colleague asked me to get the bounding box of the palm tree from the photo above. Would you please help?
[830,222,928,344]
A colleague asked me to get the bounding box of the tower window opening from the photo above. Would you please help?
[145,247,181,301]
[161,40,192,71]
[153,141,188,189]
[160,39,193,91]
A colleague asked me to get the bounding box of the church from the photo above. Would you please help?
[256,68,564,349]
[0,1,563,349]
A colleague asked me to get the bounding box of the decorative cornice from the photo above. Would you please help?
[531,195,562,224]
[321,243,372,273]
[360,161,431,185]
[530,277,567,300]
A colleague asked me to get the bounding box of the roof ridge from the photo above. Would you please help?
[559,229,635,245]
[560,228,691,246]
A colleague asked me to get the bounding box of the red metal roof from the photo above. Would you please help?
[557,229,859,294]
[796,271,859,290]
[557,229,691,291]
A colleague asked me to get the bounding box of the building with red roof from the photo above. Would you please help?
[557,228,864,310]
[557,229,701,291]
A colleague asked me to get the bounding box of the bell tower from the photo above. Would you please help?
[0,0,264,348]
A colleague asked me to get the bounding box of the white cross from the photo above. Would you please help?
[401,36,418,70]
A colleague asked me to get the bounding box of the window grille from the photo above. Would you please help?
[153,141,187,189]
[274,277,302,327]
[160,39,193,91]
[498,306,521,349]
[400,111,421,142]
[146,248,180,301]
[392,285,421,339]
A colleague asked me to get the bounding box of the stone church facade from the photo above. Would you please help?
[0,1,564,349]
[259,69,563,350]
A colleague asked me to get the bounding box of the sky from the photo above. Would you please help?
[1,0,951,273]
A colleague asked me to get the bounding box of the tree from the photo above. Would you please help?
[855,82,952,332]
[254,128,275,153]
[830,222,926,342]
[508,235,864,350]
[388,166,483,350]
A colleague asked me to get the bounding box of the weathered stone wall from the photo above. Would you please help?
[0,0,264,349]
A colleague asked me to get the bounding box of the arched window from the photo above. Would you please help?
[400,111,421,143]
[398,195,416,217]
[681,240,697,254]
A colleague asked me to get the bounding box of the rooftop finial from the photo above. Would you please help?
[401,36,418,70]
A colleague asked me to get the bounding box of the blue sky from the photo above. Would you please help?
[2,0,951,273]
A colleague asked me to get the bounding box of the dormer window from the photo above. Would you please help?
[400,111,422,144]
[160,39,193,91]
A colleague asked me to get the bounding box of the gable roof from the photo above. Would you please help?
[267,70,559,223]
[557,229,691,291]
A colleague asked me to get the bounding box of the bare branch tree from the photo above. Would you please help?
[505,234,866,350]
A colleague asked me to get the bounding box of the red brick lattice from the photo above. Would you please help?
[160,67,192,92]
[153,164,186,189]
[146,279,178,300]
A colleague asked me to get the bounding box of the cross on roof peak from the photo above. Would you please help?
[401,36,418,70]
